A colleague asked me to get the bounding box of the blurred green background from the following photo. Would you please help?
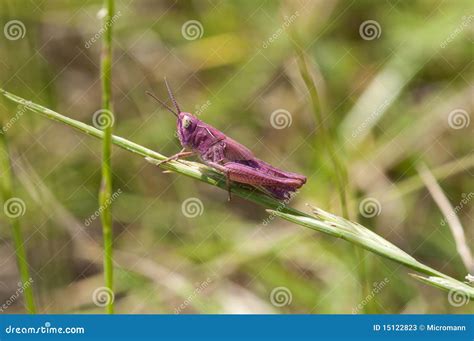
[0,0,472,313]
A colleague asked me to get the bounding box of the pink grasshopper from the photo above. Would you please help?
[146,80,306,201]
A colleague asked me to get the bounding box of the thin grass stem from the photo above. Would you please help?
[289,29,373,310]
[290,41,349,218]
[417,163,473,273]
[100,0,115,314]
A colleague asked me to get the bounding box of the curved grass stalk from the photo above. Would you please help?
[0,133,36,313]
[1,88,472,300]
[292,41,349,219]
[269,206,474,299]
[417,163,473,273]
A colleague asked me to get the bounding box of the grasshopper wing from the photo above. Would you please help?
[221,136,255,161]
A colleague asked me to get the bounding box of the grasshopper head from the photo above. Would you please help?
[177,112,199,146]
[146,80,200,147]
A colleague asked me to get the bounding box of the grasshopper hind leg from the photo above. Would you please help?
[207,161,302,201]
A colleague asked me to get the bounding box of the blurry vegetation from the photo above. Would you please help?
[0,0,472,313]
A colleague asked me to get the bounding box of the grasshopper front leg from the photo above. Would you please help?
[153,148,194,166]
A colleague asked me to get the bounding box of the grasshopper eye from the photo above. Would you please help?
[182,116,192,129]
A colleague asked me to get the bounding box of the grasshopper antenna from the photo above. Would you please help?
[145,91,178,118]
[164,78,181,114]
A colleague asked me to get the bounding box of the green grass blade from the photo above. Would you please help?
[268,206,474,298]
[410,274,473,299]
